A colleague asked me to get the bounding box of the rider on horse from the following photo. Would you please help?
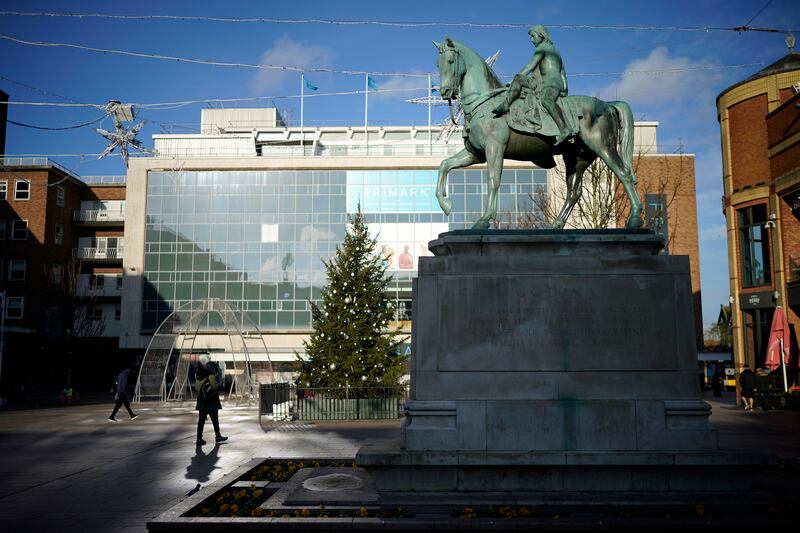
[492,25,572,146]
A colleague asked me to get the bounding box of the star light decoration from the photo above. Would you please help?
[95,100,152,166]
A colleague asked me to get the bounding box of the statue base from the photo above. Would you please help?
[357,230,774,492]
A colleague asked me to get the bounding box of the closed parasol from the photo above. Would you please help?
[765,306,790,392]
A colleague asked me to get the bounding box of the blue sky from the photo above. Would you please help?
[2,1,799,329]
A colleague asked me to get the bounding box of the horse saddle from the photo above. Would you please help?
[506,88,579,139]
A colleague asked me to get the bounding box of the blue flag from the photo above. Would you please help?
[367,75,378,91]
[304,77,318,91]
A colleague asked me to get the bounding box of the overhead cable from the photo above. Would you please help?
[0,11,795,33]
[0,34,430,77]
[8,115,108,130]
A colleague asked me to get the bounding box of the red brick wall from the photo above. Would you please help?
[635,154,703,348]
[86,185,126,201]
[728,94,772,190]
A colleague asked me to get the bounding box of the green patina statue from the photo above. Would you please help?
[433,28,643,230]
[492,25,571,146]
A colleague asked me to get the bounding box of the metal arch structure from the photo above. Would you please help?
[133,298,272,404]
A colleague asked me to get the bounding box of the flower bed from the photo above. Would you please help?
[187,459,356,518]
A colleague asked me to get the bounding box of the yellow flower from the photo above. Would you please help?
[358,506,369,517]
[519,507,530,517]
[253,489,263,498]
[220,504,229,512]
[230,504,239,514]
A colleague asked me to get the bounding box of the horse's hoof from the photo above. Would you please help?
[438,197,452,216]
[471,220,490,230]
[625,216,643,229]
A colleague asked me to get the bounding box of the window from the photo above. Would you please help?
[54,224,64,245]
[645,193,669,252]
[57,186,65,207]
[9,260,26,281]
[14,180,30,200]
[50,265,63,285]
[0,219,5,240]
[89,274,105,288]
[6,297,24,319]
[11,219,28,240]
[0,180,6,200]
[88,306,104,321]
[114,304,122,321]
[738,205,771,288]
[116,275,124,290]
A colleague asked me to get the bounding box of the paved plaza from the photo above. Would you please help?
[0,392,797,532]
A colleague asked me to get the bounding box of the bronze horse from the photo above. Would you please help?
[434,37,642,229]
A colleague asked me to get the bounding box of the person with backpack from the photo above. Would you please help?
[195,356,227,445]
[109,366,139,422]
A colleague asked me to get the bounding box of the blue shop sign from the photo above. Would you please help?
[346,170,439,213]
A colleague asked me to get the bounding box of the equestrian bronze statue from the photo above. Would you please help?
[433,30,643,230]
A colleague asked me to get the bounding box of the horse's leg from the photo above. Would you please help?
[552,150,578,229]
[473,139,504,229]
[580,127,642,229]
[436,148,481,216]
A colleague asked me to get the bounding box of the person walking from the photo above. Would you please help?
[739,364,756,411]
[109,367,138,422]
[195,357,228,445]
[755,367,771,411]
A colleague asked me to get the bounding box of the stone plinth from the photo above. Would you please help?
[357,230,774,491]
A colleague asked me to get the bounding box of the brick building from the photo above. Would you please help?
[717,45,800,382]
[0,159,127,396]
[635,153,702,349]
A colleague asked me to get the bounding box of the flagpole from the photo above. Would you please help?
[300,74,305,154]
[428,73,432,155]
[364,74,369,154]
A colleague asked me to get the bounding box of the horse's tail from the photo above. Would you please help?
[610,100,636,179]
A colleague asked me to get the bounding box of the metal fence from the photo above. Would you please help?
[259,383,408,421]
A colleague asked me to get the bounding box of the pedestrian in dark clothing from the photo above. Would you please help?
[109,367,138,422]
[739,364,756,411]
[195,358,227,446]
[755,367,771,411]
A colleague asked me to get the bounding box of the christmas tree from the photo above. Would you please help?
[297,207,406,393]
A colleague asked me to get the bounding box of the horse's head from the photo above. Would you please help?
[433,36,463,100]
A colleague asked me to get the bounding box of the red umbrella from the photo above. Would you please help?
[765,306,790,391]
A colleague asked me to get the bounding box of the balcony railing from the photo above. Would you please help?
[73,209,126,223]
[80,176,127,185]
[73,247,124,260]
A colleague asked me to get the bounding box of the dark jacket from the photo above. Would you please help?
[755,370,770,392]
[115,369,131,400]
[739,369,756,390]
[195,364,222,411]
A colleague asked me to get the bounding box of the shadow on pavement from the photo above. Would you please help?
[185,444,222,484]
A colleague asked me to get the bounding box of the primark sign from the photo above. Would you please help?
[346,170,440,213]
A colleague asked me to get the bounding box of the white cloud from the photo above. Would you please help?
[369,74,428,102]
[600,47,722,108]
[249,37,334,94]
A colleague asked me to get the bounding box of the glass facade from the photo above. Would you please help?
[143,168,547,332]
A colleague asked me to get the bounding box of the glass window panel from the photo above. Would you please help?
[175,282,191,300]
[209,282,225,299]
[192,283,208,299]
[277,311,294,328]
[226,282,243,300]
[260,311,276,328]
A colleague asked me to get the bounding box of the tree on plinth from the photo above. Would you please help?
[297,207,406,393]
